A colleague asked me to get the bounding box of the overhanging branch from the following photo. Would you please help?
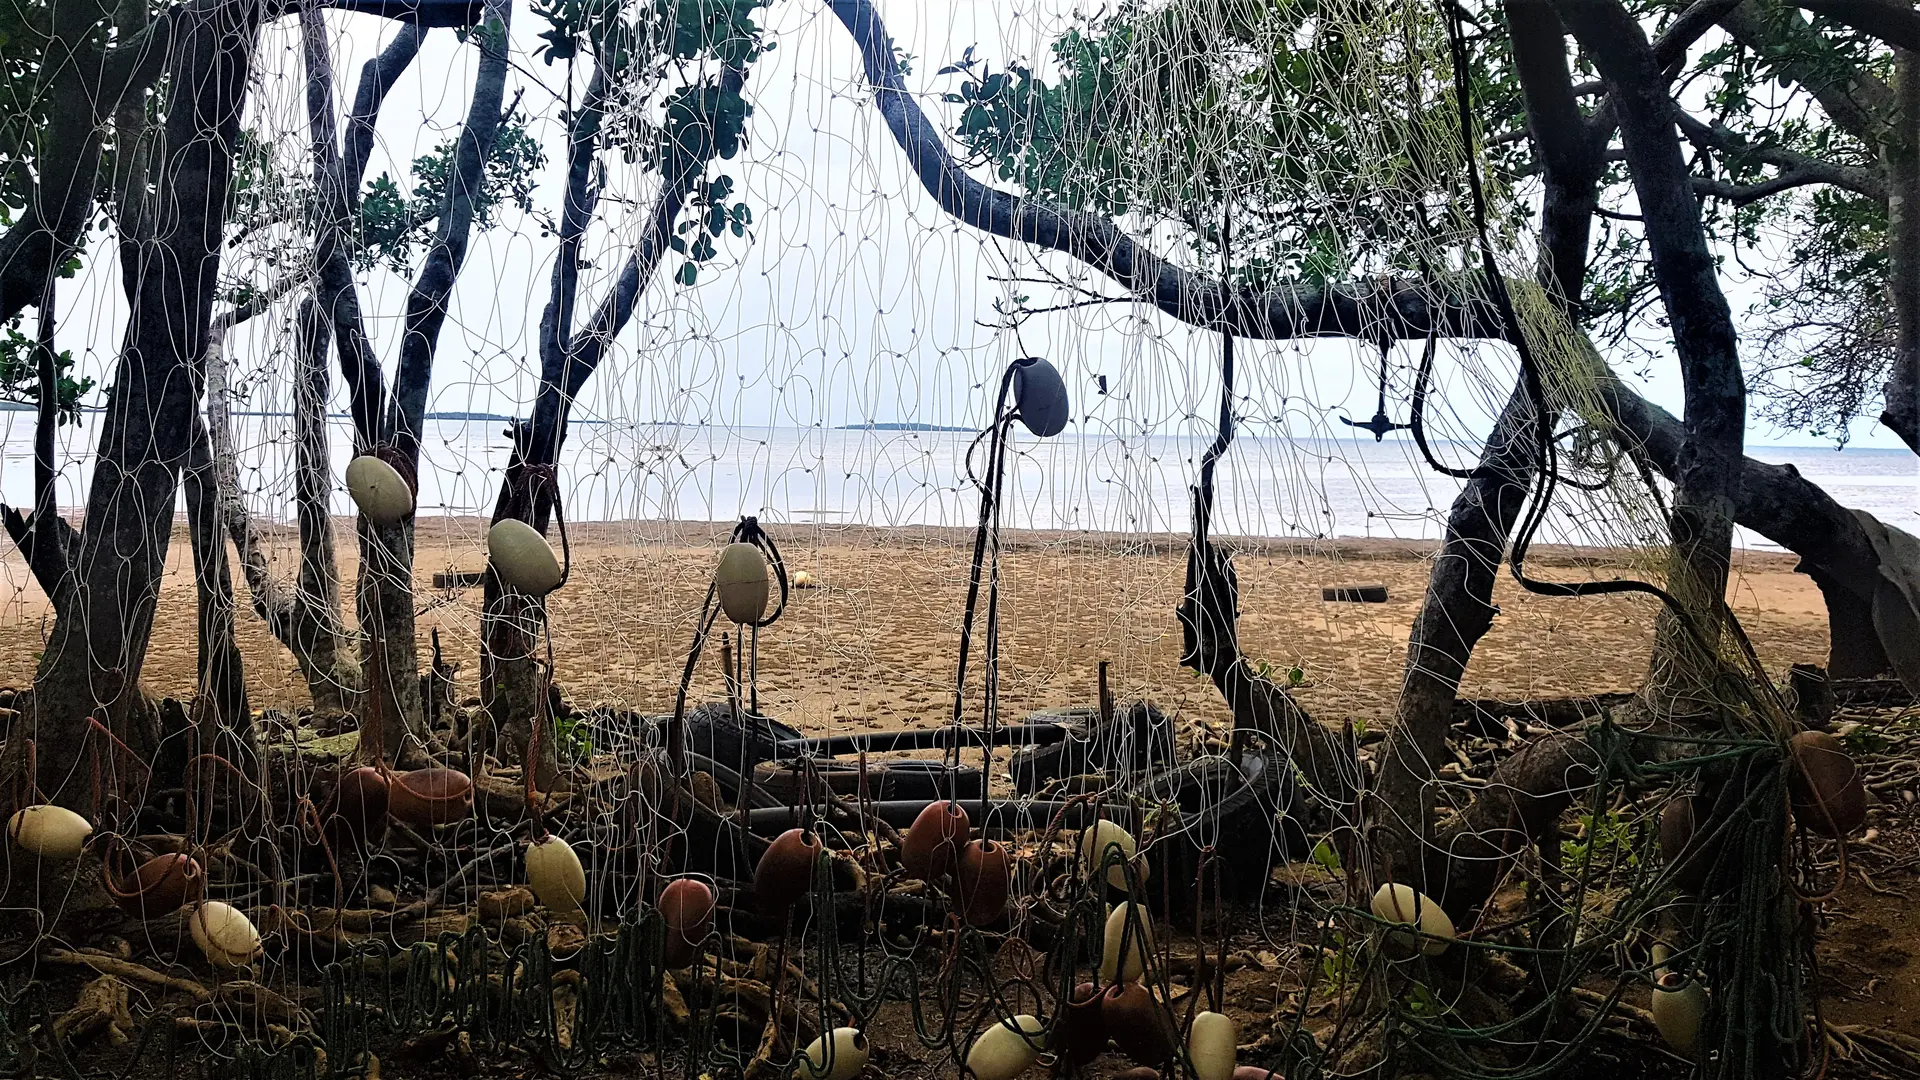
[824,0,1503,343]
[1673,106,1887,200]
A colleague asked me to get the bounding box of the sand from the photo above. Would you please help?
[0,517,1831,731]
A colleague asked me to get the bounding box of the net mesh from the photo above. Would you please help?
[0,0,1861,1078]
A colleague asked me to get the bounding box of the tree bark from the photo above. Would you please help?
[23,0,264,807]
[204,303,357,713]
[354,0,513,763]
[1884,49,1920,452]
[1553,0,1749,716]
[184,411,250,740]
[0,0,174,322]
[1373,0,1610,898]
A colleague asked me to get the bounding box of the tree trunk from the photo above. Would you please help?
[482,59,748,788]
[184,413,250,744]
[1372,0,1607,897]
[0,286,82,607]
[23,0,263,807]
[1805,562,1891,678]
[1373,380,1542,891]
[1883,49,1920,452]
[355,518,427,766]
[205,301,357,713]
[1554,0,1748,717]
[0,0,172,322]
[350,0,513,760]
[289,298,356,712]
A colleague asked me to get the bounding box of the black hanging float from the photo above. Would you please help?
[1339,338,1412,442]
[1010,356,1070,437]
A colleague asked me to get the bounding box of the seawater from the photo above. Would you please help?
[1,415,1912,551]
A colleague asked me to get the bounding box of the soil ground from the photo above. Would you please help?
[0,519,1914,1077]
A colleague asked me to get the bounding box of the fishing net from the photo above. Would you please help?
[0,0,1862,1078]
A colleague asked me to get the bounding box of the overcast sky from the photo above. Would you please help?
[36,0,1913,456]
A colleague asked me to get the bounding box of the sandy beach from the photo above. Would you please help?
[0,517,1831,728]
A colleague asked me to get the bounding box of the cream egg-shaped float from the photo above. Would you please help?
[716,542,770,625]
[1101,902,1154,984]
[489,518,564,595]
[1079,819,1146,891]
[527,834,587,912]
[1650,972,1707,1056]
[796,1026,868,1080]
[190,901,261,968]
[345,454,414,526]
[965,1014,1046,1080]
[1370,883,1455,956]
[8,804,92,860]
[1188,1011,1238,1080]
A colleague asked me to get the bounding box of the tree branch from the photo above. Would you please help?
[1723,1,1891,144]
[823,0,1504,343]
[1796,0,1920,52]
[386,0,513,461]
[0,0,181,322]
[1673,105,1887,199]
[342,21,427,207]
[1692,167,1852,203]
[304,5,411,449]
[212,271,308,332]
[1654,0,1749,73]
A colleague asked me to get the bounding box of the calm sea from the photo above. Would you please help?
[1,415,1912,552]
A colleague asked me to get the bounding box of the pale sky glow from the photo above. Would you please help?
[35,0,1914,459]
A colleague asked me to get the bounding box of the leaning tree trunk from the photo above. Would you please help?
[184,412,251,750]
[1884,49,1920,454]
[1372,0,1606,900]
[483,59,750,790]
[205,299,357,714]
[23,0,263,808]
[356,0,513,765]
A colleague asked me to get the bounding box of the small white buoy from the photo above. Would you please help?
[1650,971,1707,1056]
[190,901,261,968]
[1101,903,1154,984]
[965,1014,1045,1080]
[526,834,587,912]
[345,454,413,526]
[1188,1011,1237,1080]
[716,542,770,625]
[489,518,563,595]
[1370,883,1455,956]
[7,804,92,860]
[1079,820,1146,891]
[797,1026,868,1080]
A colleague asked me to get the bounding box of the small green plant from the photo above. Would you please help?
[1318,932,1358,990]
[1560,808,1640,876]
[1309,838,1343,873]
[554,712,593,763]
[1402,982,1445,1018]
[1250,658,1310,688]
[1837,725,1890,756]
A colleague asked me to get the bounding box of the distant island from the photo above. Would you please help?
[838,422,976,432]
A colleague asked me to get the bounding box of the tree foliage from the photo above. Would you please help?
[938,0,1525,289]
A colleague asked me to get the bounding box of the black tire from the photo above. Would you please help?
[1011,702,1174,795]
